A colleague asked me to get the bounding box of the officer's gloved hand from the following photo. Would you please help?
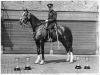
[45,20,48,23]
[45,20,48,30]
[33,32,36,38]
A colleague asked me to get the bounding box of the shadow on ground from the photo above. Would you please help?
[45,59,76,64]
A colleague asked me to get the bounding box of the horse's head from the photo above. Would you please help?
[19,8,41,32]
[19,8,31,25]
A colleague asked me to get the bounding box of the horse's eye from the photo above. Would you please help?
[25,14,27,16]
[25,13,28,16]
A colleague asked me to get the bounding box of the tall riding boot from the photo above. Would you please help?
[48,30,51,41]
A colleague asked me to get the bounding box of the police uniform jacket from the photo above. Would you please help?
[48,9,57,28]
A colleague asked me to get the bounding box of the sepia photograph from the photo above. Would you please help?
[1,0,99,74]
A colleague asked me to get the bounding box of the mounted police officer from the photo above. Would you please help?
[45,3,57,41]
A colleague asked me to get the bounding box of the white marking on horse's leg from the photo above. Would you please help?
[55,26,60,49]
[58,29,62,35]
[22,12,25,16]
[35,55,41,64]
[50,49,53,55]
[66,52,70,62]
[60,26,65,32]
[39,60,44,65]
[50,39,53,54]
[70,52,74,63]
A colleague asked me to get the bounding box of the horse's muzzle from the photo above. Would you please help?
[19,18,23,25]
[19,21,22,25]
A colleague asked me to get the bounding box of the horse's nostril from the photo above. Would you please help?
[19,21,22,25]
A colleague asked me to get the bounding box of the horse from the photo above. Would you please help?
[19,9,73,65]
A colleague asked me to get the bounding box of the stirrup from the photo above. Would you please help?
[47,30,50,41]
[48,38,51,41]
[48,33,51,41]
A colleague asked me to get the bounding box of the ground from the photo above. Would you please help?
[1,54,99,74]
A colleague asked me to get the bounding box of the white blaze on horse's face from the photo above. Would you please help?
[20,11,29,25]
[22,12,25,16]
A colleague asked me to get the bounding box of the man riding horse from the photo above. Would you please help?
[45,3,57,41]
[19,5,73,65]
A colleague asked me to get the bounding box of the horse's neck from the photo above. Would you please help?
[29,15,40,32]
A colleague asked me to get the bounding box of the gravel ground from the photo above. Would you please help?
[1,54,99,74]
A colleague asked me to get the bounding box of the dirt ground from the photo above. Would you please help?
[1,54,99,74]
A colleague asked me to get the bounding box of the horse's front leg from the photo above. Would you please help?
[66,51,70,62]
[34,41,41,64]
[39,41,45,65]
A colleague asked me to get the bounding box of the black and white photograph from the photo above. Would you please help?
[1,0,99,74]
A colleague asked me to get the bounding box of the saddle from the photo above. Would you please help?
[46,23,58,41]
[35,22,58,41]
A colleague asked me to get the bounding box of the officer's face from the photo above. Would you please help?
[49,7,53,11]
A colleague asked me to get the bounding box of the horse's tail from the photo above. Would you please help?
[65,26,73,42]
[64,26,73,51]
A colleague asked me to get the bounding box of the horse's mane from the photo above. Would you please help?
[29,13,43,32]
[30,13,40,22]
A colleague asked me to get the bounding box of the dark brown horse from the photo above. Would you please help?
[20,9,73,65]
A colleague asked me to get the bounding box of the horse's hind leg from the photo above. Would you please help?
[39,41,45,65]
[66,46,73,63]
[66,47,73,63]
[34,41,41,64]
[60,39,70,61]
[60,39,73,63]
[69,47,73,63]
[66,48,73,63]
[66,51,70,62]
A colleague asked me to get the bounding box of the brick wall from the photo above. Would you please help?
[1,1,98,11]
[1,1,98,21]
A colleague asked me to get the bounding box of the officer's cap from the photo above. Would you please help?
[47,3,53,8]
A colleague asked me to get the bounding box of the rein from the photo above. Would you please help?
[22,23,34,34]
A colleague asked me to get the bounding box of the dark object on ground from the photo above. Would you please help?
[24,66,32,70]
[75,65,82,69]
[14,67,21,71]
[84,65,90,69]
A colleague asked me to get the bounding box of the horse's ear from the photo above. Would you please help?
[26,8,28,13]
[23,8,26,11]
[23,8,28,13]
[25,8,27,11]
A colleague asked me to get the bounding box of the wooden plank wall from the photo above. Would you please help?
[1,1,98,54]
[2,10,98,21]
[2,10,98,54]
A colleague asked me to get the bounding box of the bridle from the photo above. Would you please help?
[20,10,31,28]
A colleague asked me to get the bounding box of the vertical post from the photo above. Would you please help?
[75,56,81,73]
[84,56,90,69]
[50,39,53,54]
[55,24,60,49]
[96,21,99,55]
[14,58,21,71]
[76,56,80,66]
[1,45,3,54]
[25,57,31,70]
[26,57,30,67]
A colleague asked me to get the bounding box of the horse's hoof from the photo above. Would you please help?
[34,56,41,64]
[34,60,40,64]
[39,60,45,65]
[66,60,69,62]
[70,60,73,63]
[66,59,70,62]
[34,62,39,64]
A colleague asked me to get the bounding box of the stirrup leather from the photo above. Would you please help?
[47,30,51,41]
